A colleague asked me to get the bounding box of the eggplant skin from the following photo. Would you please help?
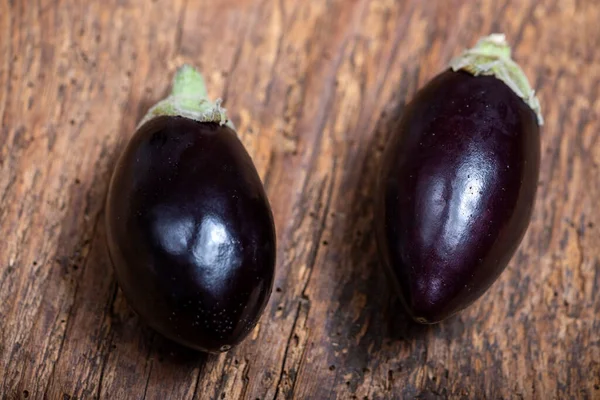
[106,116,276,352]
[376,70,540,324]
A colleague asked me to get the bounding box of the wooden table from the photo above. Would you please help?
[1,0,599,398]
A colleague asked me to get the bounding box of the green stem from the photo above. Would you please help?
[449,33,544,126]
[171,64,208,99]
[136,65,235,131]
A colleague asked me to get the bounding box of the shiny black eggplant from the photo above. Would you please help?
[106,66,276,352]
[375,34,542,323]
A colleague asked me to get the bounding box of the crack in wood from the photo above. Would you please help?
[273,300,311,400]
[239,357,252,399]
[95,283,118,398]
[141,335,157,400]
[174,0,189,55]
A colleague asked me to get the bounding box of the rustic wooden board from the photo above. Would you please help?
[1,0,599,398]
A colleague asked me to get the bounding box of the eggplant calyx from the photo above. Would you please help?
[137,65,236,130]
[449,33,544,126]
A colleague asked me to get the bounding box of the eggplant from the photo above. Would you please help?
[375,34,542,324]
[106,66,276,352]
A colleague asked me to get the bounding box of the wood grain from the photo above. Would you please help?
[1,0,599,398]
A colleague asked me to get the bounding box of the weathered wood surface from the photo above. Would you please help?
[1,0,599,398]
